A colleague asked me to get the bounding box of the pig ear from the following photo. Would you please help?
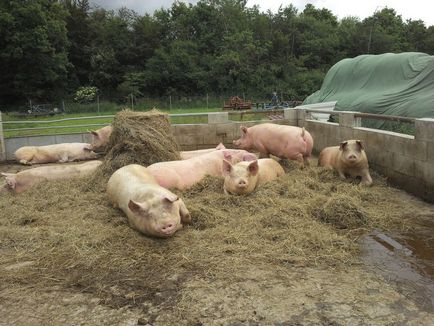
[356,140,364,150]
[240,126,248,134]
[339,141,348,151]
[163,193,179,203]
[89,130,99,137]
[243,153,257,162]
[216,143,225,150]
[248,160,259,176]
[222,160,233,176]
[178,199,191,224]
[128,200,149,215]
[222,151,232,161]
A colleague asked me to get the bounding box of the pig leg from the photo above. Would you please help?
[294,153,305,168]
[58,153,69,163]
[337,169,346,179]
[360,170,373,186]
[303,156,310,167]
[19,159,31,165]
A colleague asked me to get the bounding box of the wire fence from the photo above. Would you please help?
[2,94,295,115]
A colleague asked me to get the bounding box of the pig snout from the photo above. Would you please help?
[160,222,181,236]
[347,153,358,162]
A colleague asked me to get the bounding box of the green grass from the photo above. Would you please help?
[2,107,221,138]
[1,106,280,138]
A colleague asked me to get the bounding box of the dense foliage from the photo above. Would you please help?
[1,0,434,105]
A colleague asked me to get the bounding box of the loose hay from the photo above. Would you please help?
[0,163,425,309]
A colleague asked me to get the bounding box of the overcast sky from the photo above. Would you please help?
[90,0,434,26]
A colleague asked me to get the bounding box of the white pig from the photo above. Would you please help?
[15,143,98,165]
[222,158,285,195]
[1,160,102,193]
[318,139,373,186]
[89,125,113,151]
[180,143,226,160]
[106,164,191,238]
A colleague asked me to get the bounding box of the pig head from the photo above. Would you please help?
[222,160,259,195]
[127,191,191,238]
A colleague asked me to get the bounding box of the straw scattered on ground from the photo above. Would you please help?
[0,109,429,311]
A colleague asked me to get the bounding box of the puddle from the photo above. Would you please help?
[362,215,434,312]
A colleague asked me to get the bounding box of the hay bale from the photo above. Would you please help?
[90,109,181,186]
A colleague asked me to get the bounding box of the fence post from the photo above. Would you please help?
[169,95,172,110]
[97,95,100,114]
[0,111,5,162]
[206,93,209,109]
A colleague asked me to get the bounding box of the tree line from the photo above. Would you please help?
[1,0,434,106]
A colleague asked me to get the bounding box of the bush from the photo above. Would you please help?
[74,86,98,103]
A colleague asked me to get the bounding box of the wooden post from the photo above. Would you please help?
[131,94,134,110]
[97,95,100,114]
[169,95,172,110]
[0,111,5,162]
[206,93,209,109]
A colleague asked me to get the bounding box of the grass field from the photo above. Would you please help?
[2,107,221,138]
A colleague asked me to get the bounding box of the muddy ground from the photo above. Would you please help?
[1,160,434,325]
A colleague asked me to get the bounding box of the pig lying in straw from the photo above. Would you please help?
[233,123,313,167]
[1,160,102,194]
[223,158,285,195]
[89,125,113,151]
[318,139,373,186]
[107,164,191,238]
[147,149,257,190]
[180,143,226,160]
[15,143,98,165]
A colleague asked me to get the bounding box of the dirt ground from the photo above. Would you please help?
[1,160,434,325]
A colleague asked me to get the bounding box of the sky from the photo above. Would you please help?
[89,0,434,26]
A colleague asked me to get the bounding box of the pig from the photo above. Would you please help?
[14,143,98,165]
[147,149,257,190]
[89,125,113,151]
[1,160,102,193]
[106,164,191,238]
[233,123,314,167]
[318,140,373,186]
[222,158,285,195]
[180,143,226,160]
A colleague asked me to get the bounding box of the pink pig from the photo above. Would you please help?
[180,143,226,160]
[107,164,191,238]
[14,143,98,165]
[89,125,113,151]
[233,123,313,167]
[147,149,257,190]
[1,160,102,194]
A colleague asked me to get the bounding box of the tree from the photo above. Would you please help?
[0,0,69,104]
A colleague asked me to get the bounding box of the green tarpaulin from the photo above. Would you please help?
[303,52,434,127]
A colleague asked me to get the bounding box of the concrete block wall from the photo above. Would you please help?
[302,110,434,202]
[0,112,5,161]
[172,112,291,150]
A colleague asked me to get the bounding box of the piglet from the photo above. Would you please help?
[107,164,191,238]
[223,158,285,195]
[233,123,313,167]
[318,139,373,186]
[15,143,98,165]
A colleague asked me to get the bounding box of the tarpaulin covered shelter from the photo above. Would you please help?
[303,52,434,127]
